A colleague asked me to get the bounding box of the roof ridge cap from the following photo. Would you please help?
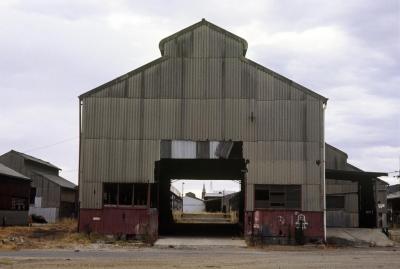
[158,19,248,56]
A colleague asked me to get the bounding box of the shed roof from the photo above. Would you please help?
[388,184,400,194]
[158,19,248,56]
[326,169,388,181]
[11,150,60,170]
[79,19,328,103]
[204,190,236,198]
[387,191,400,200]
[183,195,204,202]
[326,143,349,158]
[34,171,76,189]
[0,163,30,181]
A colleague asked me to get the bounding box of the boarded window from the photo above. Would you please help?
[134,184,148,206]
[103,183,118,205]
[270,191,285,207]
[11,197,27,210]
[254,188,269,208]
[103,183,149,206]
[326,195,345,210]
[118,183,133,205]
[254,185,301,209]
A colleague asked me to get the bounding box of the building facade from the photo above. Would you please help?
[0,150,77,223]
[183,195,205,213]
[325,144,388,228]
[0,163,31,226]
[78,19,327,241]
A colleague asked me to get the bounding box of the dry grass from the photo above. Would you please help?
[0,218,91,250]
[0,219,149,251]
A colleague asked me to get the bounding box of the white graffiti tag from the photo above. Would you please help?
[295,214,308,230]
[277,215,286,225]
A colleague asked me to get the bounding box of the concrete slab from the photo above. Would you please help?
[327,228,395,247]
[155,236,247,248]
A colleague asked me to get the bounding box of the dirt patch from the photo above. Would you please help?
[0,219,89,250]
[0,219,151,251]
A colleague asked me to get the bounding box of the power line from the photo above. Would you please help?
[23,136,78,153]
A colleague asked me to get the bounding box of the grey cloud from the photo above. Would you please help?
[0,0,398,185]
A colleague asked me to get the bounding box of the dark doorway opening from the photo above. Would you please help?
[326,169,386,228]
[359,179,377,228]
[155,158,246,236]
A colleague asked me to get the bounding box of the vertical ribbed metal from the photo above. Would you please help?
[79,22,326,210]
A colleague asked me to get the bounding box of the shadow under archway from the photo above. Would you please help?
[155,158,247,236]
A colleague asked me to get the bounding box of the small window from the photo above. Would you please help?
[326,195,345,210]
[11,197,27,210]
[254,184,301,209]
[30,188,36,205]
[255,189,269,201]
[103,183,118,205]
[103,183,150,207]
[119,183,133,205]
[134,184,148,206]
[270,191,285,207]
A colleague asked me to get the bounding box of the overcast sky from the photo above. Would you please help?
[0,0,399,193]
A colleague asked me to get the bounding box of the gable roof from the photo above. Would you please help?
[0,163,30,181]
[159,19,248,56]
[242,58,328,102]
[34,171,76,189]
[79,19,328,103]
[79,57,166,99]
[10,150,60,170]
[388,184,400,194]
[325,143,348,158]
[183,195,204,202]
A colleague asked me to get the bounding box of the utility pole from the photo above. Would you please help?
[181,182,185,213]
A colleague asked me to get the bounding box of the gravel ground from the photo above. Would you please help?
[0,245,399,269]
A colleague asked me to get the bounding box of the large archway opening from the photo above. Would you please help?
[155,158,247,236]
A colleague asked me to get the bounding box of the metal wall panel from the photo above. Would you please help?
[81,139,159,184]
[246,183,254,211]
[171,141,196,158]
[326,179,358,194]
[326,179,359,227]
[302,184,321,211]
[92,80,126,98]
[326,211,359,227]
[243,141,320,184]
[345,193,359,213]
[163,24,244,58]
[79,182,102,209]
[325,144,348,170]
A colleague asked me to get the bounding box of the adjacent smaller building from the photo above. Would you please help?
[325,144,388,228]
[0,150,77,223]
[0,163,31,226]
[203,190,239,213]
[183,194,205,213]
[387,184,400,228]
[170,185,182,211]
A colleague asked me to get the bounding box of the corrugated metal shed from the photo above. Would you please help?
[34,172,76,189]
[10,150,60,170]
[0,163,30,180]
[79,19,327,211]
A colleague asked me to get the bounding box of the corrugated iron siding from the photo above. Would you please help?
[325,145,348,170]
[375,180,387,221]
[80,25,324,211]
[163,25,245,58]
[326,179,359,227]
